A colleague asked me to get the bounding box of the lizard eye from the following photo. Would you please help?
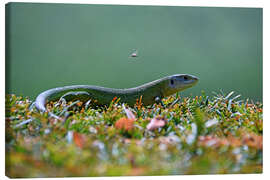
[170,79,174,85]
[184,76,188,80]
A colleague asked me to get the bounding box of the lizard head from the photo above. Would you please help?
[162,74,199,97]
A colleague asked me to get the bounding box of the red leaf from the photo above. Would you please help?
[73,132,85,149]
[115,117,135,131]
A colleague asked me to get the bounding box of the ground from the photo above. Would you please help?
[5,91,262,177]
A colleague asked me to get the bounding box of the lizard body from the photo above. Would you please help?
[35,74,198,113]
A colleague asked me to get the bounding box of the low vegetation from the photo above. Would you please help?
[5,91,262,177]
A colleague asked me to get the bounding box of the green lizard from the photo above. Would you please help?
[35,74,198,114]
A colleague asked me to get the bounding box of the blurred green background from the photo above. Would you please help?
[6,3,262,101]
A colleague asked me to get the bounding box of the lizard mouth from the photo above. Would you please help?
[181,75,199,85]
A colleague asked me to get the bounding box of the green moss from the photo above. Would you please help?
[5,91,263,177]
